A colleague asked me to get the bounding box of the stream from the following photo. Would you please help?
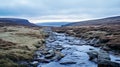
[34,30,120,67]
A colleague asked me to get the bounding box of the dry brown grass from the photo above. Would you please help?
[0,39,17,50]
[0,26,46,66]
[52,25,120,50]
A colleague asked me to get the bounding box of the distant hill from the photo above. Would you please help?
[64,16,120,26]
[0,18,37,26]
[36,22,70,27]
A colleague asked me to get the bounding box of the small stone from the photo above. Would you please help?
[31,61,38,64]
[42,51,49,55]
[94,44,101,47]
[56,47,63,51]
[52,52,65,61]
[45,51,55,59]
[34,58,50,63]
[89,48,94,50]
[60,61,77,65]
[115,59,120,61]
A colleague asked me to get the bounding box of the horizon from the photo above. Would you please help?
[0,0,120,23]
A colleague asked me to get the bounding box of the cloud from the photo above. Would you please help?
[29,14,99,23]
[0,0,120,23]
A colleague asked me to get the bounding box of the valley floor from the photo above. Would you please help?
[0,24,120,67]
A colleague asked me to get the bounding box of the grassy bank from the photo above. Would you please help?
[0,26,46,67]
[52,25,120,51]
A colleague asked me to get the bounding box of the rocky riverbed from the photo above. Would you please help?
[33,31,120,67]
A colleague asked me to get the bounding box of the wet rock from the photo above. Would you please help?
[31,61,39,66]
[56,47,63,51]
[32,61,39,64]
[59,60,77,65]
[41,50,49,55]
[34,58,50,63]
[98,61,120,67]
[48,49,54,53]
[98,50,111,63]
[89,48,94,50]
[45,54,55,59]
[92,58,98,63]
[52,52,65,61]
[47,38,55,43]
[45,50,55,59]
[34,49,65,64]
[93,44,101,47]
[59,55,77,65]
[87,38,100,45]
[102,46,111,51]
[116,59,120,61]
[55,45,64,51]
[35,32,120,67]
[97,50,119,66]
[87,50,111,64]
[87,50,98,60]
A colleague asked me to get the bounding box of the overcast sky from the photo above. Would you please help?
[0,0,120,23]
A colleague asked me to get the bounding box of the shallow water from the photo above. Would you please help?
[37,32,120,67]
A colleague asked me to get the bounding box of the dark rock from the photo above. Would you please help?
[60,61,77,65]
[102,46,111,51]
[87,50,120,67]
[107,43,120,50]
[56,47,63,51]
[52,52,65,61]
[87,51,98,60]
[98,61,120,67]
[55,45,64,51]
[89,48,94,50]
[45,50,55,59]
[92,58,98,63]
[115,59,120,61]
[93,44,101,47]
[98,50,111,63]
[42,51,49,55]
[87,50,111,64]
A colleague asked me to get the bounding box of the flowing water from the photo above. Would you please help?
[36,31,120,67]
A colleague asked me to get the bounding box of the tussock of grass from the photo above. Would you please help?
[0,58,18,67]
[82,31,107,39]
[0,26,46,66]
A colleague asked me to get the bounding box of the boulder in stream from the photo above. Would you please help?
[52,51,65,61]
[45,50,55,59]
[87,50,111,64]
[98,61,120,67]
[98,50,111,63]
[87,50,98,63]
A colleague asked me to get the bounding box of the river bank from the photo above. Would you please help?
[34,30,120,67]
[0,26,46,67]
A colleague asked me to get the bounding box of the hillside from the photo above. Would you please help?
[0,18,47,66]
[0,18,37,26]
[64,16,120,26]
[36,22,70,27]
